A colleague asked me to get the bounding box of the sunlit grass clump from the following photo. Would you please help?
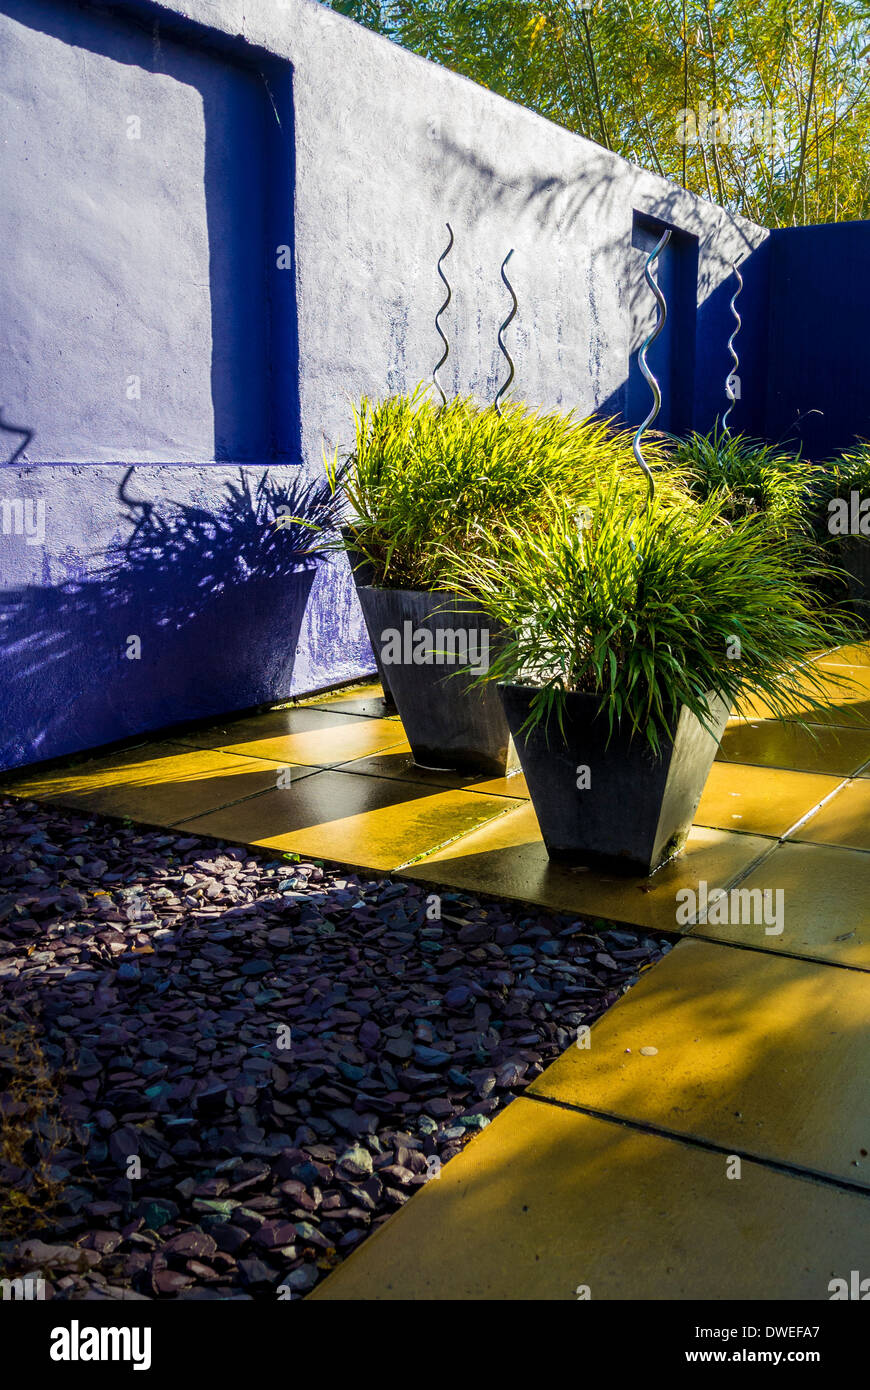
[809,441,870,541]
[329,387,690,590]
[667,426,816,533]
[441,471,861,752]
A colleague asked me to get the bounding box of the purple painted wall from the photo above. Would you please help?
[1,0,374,768]
[13,0,862,772]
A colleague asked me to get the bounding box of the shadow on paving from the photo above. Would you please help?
[0,795,669,1300]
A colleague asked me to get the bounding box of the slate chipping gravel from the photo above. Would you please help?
[0,794,672,1299]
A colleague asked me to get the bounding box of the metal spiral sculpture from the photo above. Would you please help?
[632,227,672,509]
[722,260,743,433]
[432,222,454,406]
[494,249,517,417]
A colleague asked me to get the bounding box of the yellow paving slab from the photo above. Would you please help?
[335,742,529,800]
[176,706,406,765]
[461,769,529,798]
[730,692,773,720]
[311,1098,870,1301]
[817,643,870,668]
[527,937,870,1186]
[296,681,400,720]
[0,743,304,827]
[694,842,870,969]
[693,761,843,838]
[807,663,870,692]
[734,668,870,728]
[782,669,870,729]
[175,769,523,873]
[790,779,870,850]
[716,719,870,775]
[400,802,773,932]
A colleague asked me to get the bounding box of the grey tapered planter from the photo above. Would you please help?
[837,539,870,621]
[356,586,518,775]
[342,527,396,710]
[500,684,730,875]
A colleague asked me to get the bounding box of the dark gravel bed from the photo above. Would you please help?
[0,794,672,1299]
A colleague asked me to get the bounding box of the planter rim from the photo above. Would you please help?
[499,680,723,700]
[356,584,476,600]
[499,681,728,730]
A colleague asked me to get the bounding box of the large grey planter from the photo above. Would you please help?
[342,527,396,710]
[500,684,730,875]
[356,586,518,775]
[838,539,870,621]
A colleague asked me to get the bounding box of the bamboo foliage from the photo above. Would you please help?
[327,0,870,226]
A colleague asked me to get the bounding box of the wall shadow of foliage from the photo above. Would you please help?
[0,468,343,770]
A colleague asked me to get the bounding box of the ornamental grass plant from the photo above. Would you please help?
[326,387,689,591]
[667,426,817,533]
[808,441,870,543]
[441,470,861,753]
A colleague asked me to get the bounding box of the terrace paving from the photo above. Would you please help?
[4,645,870,1300]
[317,1101,868,1301]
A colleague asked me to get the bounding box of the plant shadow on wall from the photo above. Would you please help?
[0,409,33,465]
[0,468,342,769]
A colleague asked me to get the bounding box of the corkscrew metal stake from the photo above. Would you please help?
[432,222,454,406]
[632,227,672,510]
[494,249,517,417]
[722,260,743,434]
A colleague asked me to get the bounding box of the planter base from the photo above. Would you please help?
[500,684,729,876]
